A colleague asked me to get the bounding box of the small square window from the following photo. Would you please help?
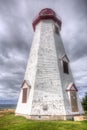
[63,61,69,74]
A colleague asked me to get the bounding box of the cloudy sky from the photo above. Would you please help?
[0,0,87,102]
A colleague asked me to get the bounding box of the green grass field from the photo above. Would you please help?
[0,111,87,130]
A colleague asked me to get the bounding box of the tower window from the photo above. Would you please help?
[54,25,59,34]
[66,83,78,112]
[70,91,78,112]
[22,88,27,103]
[63,61,69,74]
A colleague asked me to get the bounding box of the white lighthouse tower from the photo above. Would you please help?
[15,8,84,120]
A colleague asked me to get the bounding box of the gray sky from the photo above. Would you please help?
[0,0,87,101]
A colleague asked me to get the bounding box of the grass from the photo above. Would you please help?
[0,110,87,130]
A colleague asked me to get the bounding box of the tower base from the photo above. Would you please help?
[15,113,81,120]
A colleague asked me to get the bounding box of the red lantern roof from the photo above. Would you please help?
[32,8,62,31]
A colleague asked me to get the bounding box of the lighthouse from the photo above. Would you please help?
[15,8,84,120]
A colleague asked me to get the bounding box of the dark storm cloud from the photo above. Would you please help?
[0,0,87,100]
[0,0,31,100]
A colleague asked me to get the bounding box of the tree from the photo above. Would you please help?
[82,92,87,111]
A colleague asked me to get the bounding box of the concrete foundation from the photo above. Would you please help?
[16,113,75,120]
